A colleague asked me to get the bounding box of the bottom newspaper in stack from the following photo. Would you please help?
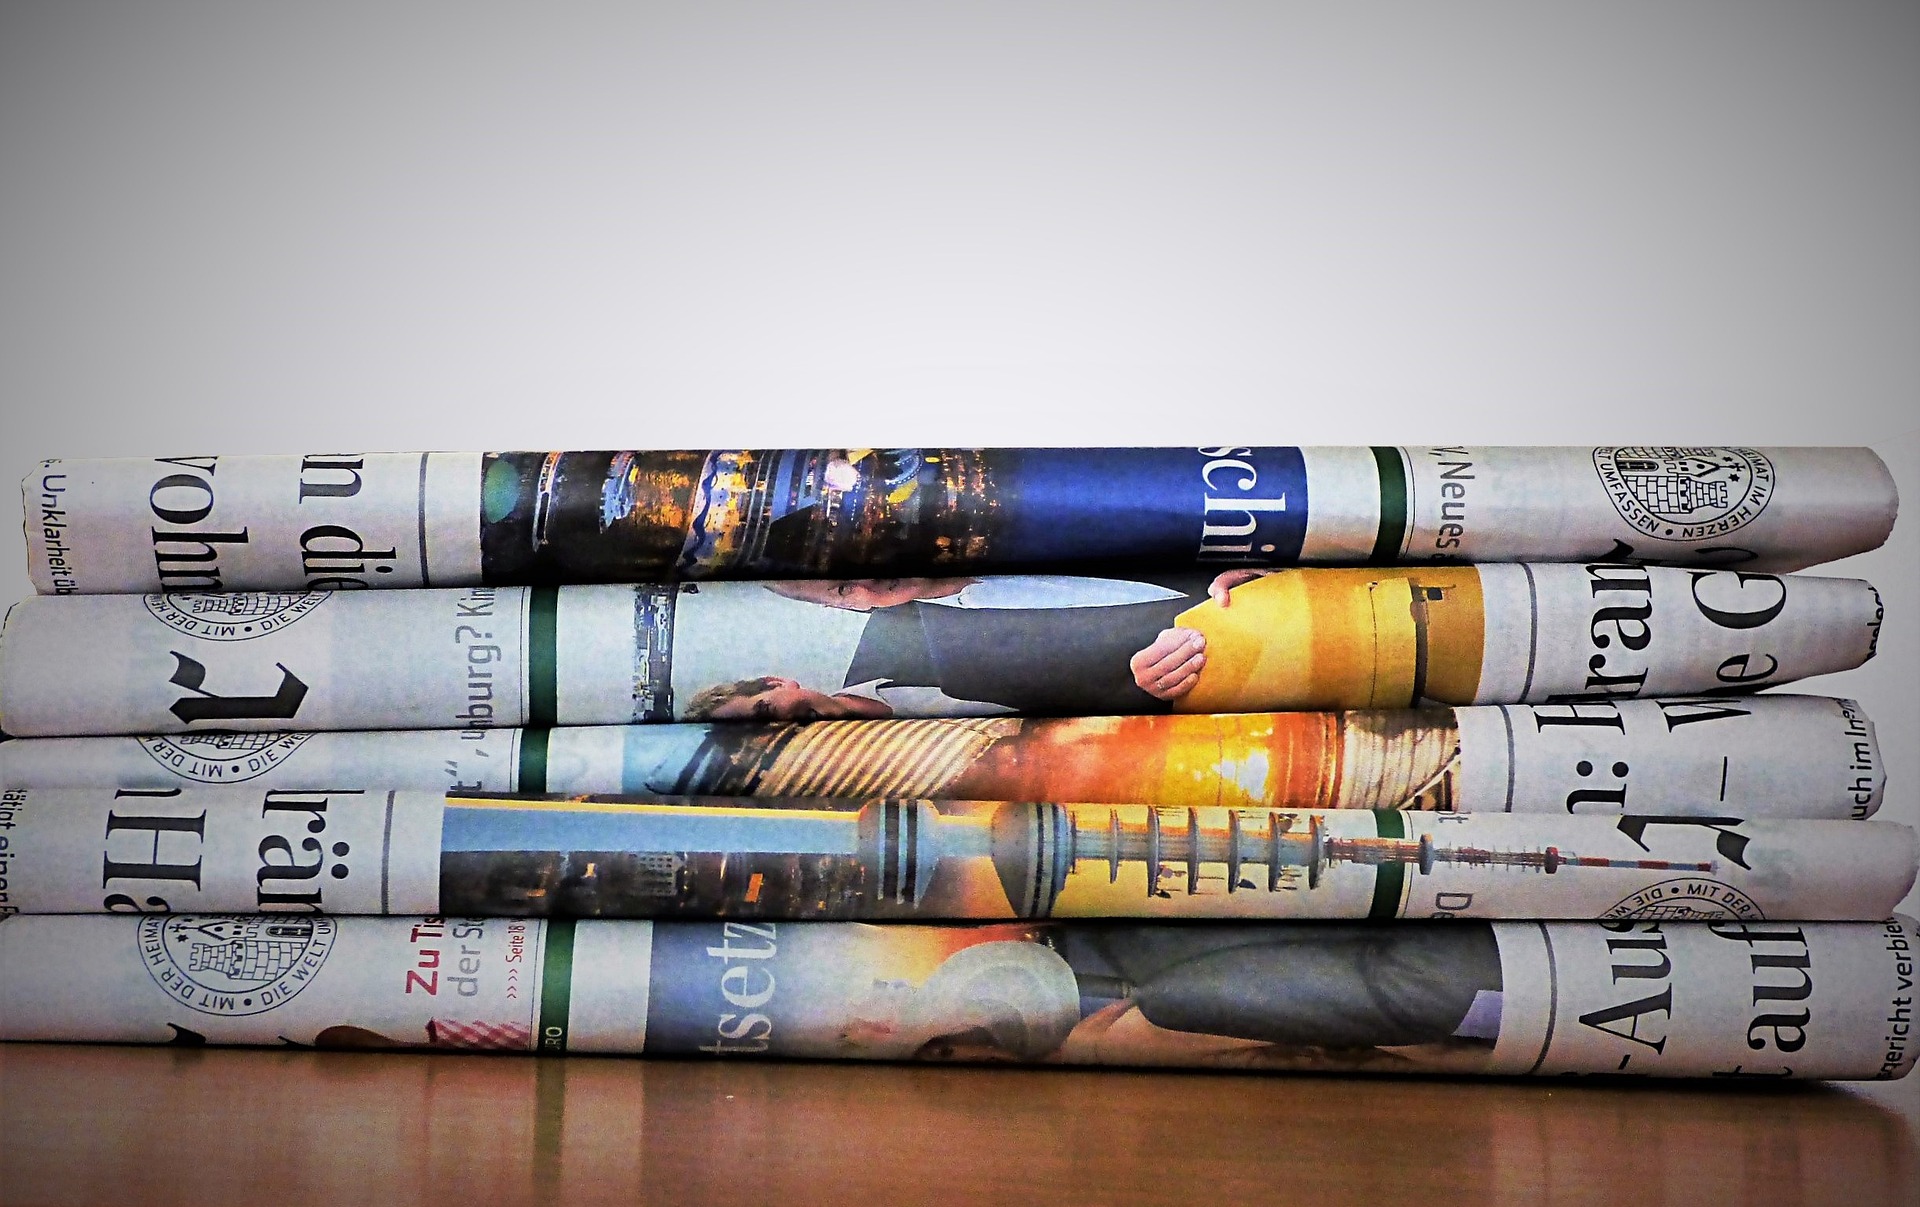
[0,913,1912,1081]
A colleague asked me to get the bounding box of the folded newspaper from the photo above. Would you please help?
[0,786,1910,921]
[0,697,1883,820]
[0,912,1911,1080]
[0,565,1882,736]
[23,446,1898,594]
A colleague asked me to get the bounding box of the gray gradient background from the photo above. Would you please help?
[0,1,1915,1111]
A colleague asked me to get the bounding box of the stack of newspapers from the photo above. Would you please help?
[0,446,1913,1081]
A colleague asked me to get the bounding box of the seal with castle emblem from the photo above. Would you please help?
[1602,878,1763,922]
[1592,447,1775,543]
[137,732,316,783]
[140,915,337,1016]
[142,591,330,640]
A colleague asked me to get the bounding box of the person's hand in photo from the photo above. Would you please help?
[1131,629,1206,700]
[1207,568,1274,606]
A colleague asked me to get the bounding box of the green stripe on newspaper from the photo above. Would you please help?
[538,918,576,1054]
[517,728,551,793]
[1369,446,1408,563]
[528,587,559,728]
[1368,810,1407,919]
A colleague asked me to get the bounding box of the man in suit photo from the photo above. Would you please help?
[681,570,1271,720]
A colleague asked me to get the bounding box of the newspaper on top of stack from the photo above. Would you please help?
[23,446,1898,593]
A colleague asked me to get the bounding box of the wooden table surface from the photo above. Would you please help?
[1,1044,1913,1206]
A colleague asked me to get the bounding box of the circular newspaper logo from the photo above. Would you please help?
[142,591,330,641]
[140,915,337,1017]
[138,732,316,783]
[1602,878,1763,922]
[1592,447,1775,543]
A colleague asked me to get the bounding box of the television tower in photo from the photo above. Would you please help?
[981,803,1716,915]
[450,797,1718,919]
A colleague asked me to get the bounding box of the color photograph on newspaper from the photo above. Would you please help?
[432,795,1839,922]
[643,919,1505,1075]
[612,709,1463,810]
[477,448,1310,583]
[661,565,1486,721]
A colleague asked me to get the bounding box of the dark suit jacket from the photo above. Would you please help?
[843,574,1213,715]
[1055,922,1502,1048]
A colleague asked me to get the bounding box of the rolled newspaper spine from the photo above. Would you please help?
[23,446,1896,595]
[0,788,1911,920]
[0,566,1882,735]
[0,697,1884,820]
[1,912,1912,1080]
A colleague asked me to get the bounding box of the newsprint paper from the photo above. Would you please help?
[0,564,1883,735]
[0,912,1912,1080]
[23,446,1898,594]
[0,787,1911,921]
[0,697,1884,821]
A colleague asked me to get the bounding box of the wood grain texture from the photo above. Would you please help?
[0,1044,1913,1206]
